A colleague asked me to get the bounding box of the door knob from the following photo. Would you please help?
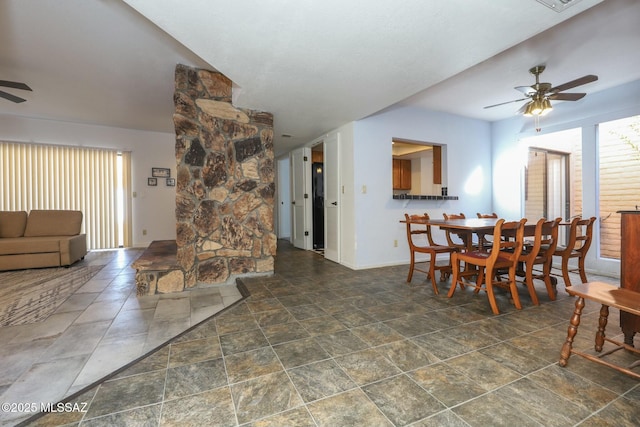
[331,201,338,206]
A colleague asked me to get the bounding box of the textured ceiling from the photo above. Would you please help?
[5,0,639,156]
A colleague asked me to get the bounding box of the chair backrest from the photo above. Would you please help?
[404,213,438,248]
[443,213,465,220]
[519,217,561,263]
[566,216,596,254]
[477,212,498,219]
[540,217,562,257]
[487,218,527,268]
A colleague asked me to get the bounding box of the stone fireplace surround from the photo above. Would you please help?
[134,64,276,295]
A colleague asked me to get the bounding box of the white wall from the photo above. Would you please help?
[351,106,492,269]
[0,115,177,247]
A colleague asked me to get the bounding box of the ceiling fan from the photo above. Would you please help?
[484,65,598,117]
[0,80,32,103]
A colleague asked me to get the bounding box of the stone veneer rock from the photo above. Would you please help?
[173,64,276,287]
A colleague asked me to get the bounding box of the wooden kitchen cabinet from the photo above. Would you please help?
[393,159,411,190]
[433,145,442,185]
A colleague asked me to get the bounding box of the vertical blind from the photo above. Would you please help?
[0,141,132,249]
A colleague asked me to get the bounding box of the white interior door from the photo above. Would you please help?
[291,147,311,249]
[276,158,291,239]
[324,134,340,262]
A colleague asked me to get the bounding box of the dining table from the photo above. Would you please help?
[423,217,502,251]
[399,216,545,251]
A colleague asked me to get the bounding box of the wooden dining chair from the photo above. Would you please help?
[552,216,596,288]
[448,218,527,315]
[476,212,499,248]
[517,217,561,305]
[476,212,498,218]
[442,212,470,251]
[404,213,456,294]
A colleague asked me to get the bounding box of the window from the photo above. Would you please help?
[597,115,640,260]
[0,142,132,249]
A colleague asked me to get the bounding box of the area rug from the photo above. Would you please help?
[0,264,104,327]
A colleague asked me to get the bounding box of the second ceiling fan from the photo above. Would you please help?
[0,80,32,103]
[484,65,598,116]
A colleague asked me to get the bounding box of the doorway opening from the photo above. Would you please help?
[311,144,324,255]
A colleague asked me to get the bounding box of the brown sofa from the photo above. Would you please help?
[0,210,87,271]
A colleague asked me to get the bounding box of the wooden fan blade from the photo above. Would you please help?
[515,86,536,96]
[0,80,32,91]
[484,97,528,109]
[0,90,27,103]
[550,75,597,93]
[549,92,586,101]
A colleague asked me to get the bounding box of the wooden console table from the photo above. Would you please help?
[559,281,640,379]
[619,210,640,345]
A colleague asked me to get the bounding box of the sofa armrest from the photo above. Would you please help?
[59,234,87,266]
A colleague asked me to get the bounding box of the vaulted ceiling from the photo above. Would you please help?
[2,0,639,156]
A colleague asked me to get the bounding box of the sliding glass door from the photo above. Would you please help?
[0,142,132,249]
[523,128,581,247]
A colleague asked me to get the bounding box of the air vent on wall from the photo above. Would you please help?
[536,0,583,12]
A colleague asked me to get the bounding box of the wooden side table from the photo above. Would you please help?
[559,282,640,379]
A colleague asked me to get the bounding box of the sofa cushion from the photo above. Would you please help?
[0,236,60,255]
[0,211,28,238]
[24,210,83,237]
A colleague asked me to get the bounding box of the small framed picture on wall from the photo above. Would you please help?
[166,178,175,187]
[148,177,157,186]
[152,167,171,178]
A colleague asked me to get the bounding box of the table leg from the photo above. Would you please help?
[595,304,609,352]
[559,296,585,367]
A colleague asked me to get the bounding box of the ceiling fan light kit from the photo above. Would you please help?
[523,96,553,117]
[484,64,597,131]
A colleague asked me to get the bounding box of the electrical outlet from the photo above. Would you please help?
[142,229,147,236]
[394,239,398,247]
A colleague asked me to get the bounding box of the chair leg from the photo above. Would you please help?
[441,253,453,282]
[578,256,588,283]
[474,269,484,294]
[428,253,439,295]
[448,255,460,298]
[542,262,556,301]
[561,256,572,288]
[509,269,522,310]
[524,260,539,306]
[407,250,415,282]
[484,268,500,315]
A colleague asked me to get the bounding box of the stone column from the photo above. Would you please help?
[173,64,276,287]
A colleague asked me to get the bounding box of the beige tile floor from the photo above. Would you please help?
[5,241,640,426]
[0,249,243,427]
